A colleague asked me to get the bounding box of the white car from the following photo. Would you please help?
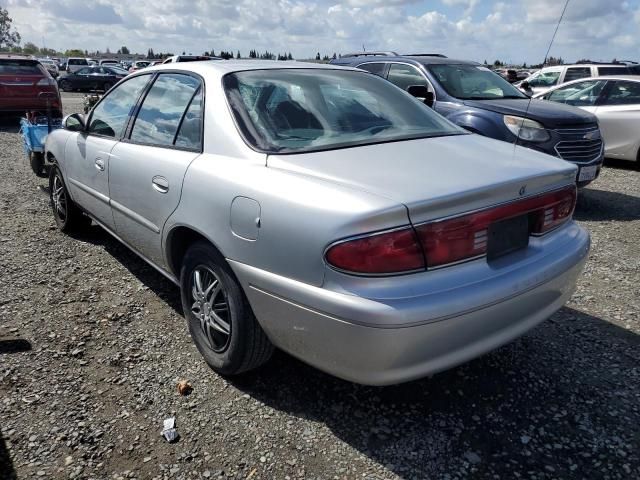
[67,57,90,73]
[534,76,640,163]
[519,64,631,96]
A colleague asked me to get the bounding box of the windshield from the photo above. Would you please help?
[224,69,464,154]
[427,64,527,100]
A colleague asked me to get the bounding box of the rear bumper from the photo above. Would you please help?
[230,223,590,385]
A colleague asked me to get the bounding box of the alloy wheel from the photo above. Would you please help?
[191,266,231,352]
[52,173,67,222]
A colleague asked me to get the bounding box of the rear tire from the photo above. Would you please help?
[29,152,47,178]
[59,80,71,92]
[180,241,273,376]
[49,167,90,232]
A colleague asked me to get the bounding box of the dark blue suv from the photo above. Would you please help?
[331,53,604,186]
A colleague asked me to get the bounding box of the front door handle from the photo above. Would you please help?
[152,176,169,193]
[95,158,105,171]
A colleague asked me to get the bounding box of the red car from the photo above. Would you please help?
[0,54,61,116]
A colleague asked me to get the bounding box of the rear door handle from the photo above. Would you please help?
[95,158,105,171]
[152,176,169,193]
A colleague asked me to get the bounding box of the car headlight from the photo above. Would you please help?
[503,115,550,142]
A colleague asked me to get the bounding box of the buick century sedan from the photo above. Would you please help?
[45,61,590,385]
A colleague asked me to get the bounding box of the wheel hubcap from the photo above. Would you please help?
[52,175,67,220]
[191,266,231,352]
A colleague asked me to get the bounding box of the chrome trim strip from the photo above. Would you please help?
[68,177,109,205]
[110,199,160,234]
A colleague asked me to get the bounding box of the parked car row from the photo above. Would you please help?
[42,60,591,386]
[58,65,129,92]
[331,53,607,184]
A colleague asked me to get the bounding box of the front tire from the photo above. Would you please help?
[180,241,273,375]
[49,167,89,232]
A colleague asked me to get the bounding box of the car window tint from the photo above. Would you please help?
[130,74,200,147]
[564,67,591,82]
[597,66,629,76]
[0,61,43,75]
[605,81,640,106]
[175,88,203,149]
[546,80,607,106]
[69,59,88,66]
[76,67,91,75]
[88,75,151,138]
[358,63,386,77]
[387,64,427,91]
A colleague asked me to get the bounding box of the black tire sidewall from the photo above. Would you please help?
[104,83,112,92]
[59,80,70,91]
[180,242,252,375]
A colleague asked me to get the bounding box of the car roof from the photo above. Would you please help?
[143,60,361,80]
[0,54,36,61]
[334,54,478,67]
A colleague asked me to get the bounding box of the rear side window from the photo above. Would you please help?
[597,66,629,76]
[387,63,428,91]
[564,67,591,82]
[604,81,640,106]
[88,75,151,138]
[130,73,201,148]
[0,61,44,75]
[357,62,386,77]
[174,89,203,149]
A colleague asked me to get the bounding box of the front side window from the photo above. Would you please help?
[387,64,428,91]
[76,67,92,75]
[428,64,527,100]
[88,74,151,138]
[130,74,201,147]
[526,69,562,87]
[224,69,464,154]
[564,67,591,82]
[604,81,640,106]
[545,80,607,106]
[357,62,386,77]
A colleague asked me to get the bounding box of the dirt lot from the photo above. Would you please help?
[1,92,639,480]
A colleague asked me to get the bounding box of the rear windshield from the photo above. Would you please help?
[0,60,44,75]
[69,59,88,65]
[427,64,528,100]
[224,69,464,154]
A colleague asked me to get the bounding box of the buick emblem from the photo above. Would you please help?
[519,185,527,196]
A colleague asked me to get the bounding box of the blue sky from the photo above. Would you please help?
[6,0,640,64]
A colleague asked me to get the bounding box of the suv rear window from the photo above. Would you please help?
[0,60,44,75]
[68,59,88,66]
[564,67,591,82]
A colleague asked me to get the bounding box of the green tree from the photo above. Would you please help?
[236,50,241,59]
[315,52,320,60]
[22,41,38,54]
[65,49,85,57]
[120,46,130,54]
[0,7,21,50]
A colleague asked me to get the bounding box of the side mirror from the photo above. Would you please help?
[407,85,435,107]
[63,113,85,132]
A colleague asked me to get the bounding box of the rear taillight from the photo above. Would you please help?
[324,185,576,275]
[36,77,56,86]
[415,185,576,268]
[325,227,425,274]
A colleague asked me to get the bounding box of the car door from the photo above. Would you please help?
[108,72,203,267]
[595,80,640,159]
[64,74,152,229]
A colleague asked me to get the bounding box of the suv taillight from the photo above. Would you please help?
[36,77,56,86]
[325,185,576,275]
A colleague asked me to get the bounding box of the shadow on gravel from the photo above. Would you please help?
[228,307,639,479]
[68,224,183,314]
[0,433,17,480]
[575,187,640,221]
[0,338,31,354]
[604,157,639,171]
[0,116,21,134]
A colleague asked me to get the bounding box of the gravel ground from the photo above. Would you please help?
[1,92,639,480]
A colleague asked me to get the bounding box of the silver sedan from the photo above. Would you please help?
[45,61,590,385]
[534,76,640,164]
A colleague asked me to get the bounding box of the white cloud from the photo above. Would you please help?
[4,0,639,63]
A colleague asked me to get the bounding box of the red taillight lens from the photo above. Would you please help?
[325,227,424,274]
[325,186,576,275]
[415,185,576,268]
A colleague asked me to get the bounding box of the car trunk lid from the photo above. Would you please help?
[267,134,577,225]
